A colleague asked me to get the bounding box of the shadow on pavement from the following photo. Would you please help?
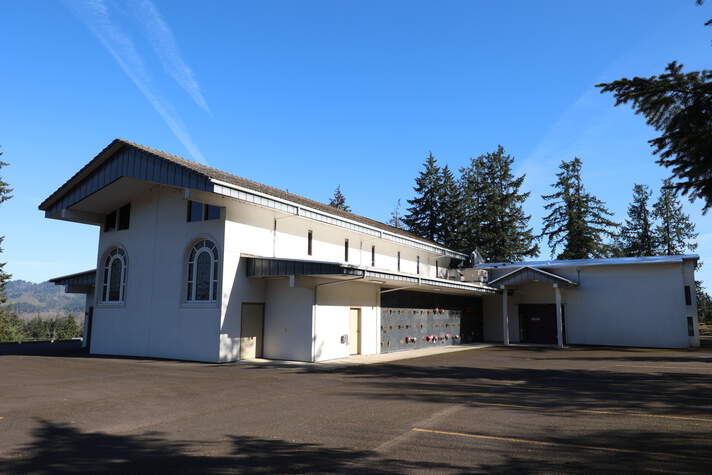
[0,420,460,474]
[284,348,712,417]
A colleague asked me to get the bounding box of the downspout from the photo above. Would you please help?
[311,272,366,362]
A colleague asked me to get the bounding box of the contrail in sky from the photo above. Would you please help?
[64,0,207,163]
[130,0,211,113]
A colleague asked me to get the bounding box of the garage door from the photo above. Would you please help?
[519,304,557,344]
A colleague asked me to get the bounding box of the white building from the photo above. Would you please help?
[479,256,701,349]
[44,139,700,362]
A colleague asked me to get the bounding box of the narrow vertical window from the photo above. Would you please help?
[307,230,313,256]
[371,245,375,267]
[687,317,695,337]
[186,239,219,302]
[417,256,420,275]
[104,210,117,232]
[397,252,401,272]
[436,260,439,278]
[187,200,203,222]
[205,204,221,220]
[344,239,349,262]
[117,203,131,230]
[684,285,692,305]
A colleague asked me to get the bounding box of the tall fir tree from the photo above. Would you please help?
[541,157,619,259]
[459,146,538,262]
[619,184,657,256]
[328,185,351,212]
[438,165,463,250]
[403,152,443,243]
[0,154,13,303]
[652,178,698,255]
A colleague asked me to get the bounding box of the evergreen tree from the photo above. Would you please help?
[0,310,25,342]
[0,154,12,302]
[697,281,712,324]
[388,199,404,229]
[328,185,351,212]
[25,316,47,339]
[56,314,81,340]
[438,165,463,250]
[403,152,443,243]
[459,146,538,262]
[541,157,618,259]
[619,184,657,256]
[652,178,698,255]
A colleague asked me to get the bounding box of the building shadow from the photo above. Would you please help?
[290,350,712,417]
[0,419,461,474]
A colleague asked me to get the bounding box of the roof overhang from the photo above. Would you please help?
[50,269,96,295]
[245,256,496,296]
[488,266,577,288]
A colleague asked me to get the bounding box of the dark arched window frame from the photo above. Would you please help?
[186,239,219,303]
[101,247,127,304]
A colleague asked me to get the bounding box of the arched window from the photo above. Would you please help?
[186,239,219,302]
[101,247,127,303]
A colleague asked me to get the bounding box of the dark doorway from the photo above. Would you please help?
[519,304,557,344]
[461,305,483,343]
[85,307,93,352]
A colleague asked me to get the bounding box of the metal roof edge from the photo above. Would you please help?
[49,269,97,283]
[478,254,699,270]
[39,139,466,258]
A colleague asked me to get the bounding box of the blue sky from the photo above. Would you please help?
[1,0,711,285]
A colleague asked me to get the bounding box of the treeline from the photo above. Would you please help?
[0,312,82,343]
[392,148,698,264]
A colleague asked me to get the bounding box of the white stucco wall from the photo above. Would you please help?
[313,278,380,362]
[84,180,460,363]
[483,262,697,349]
[215,195,455,362]
[263,277,314,362]
[91,187,224,362]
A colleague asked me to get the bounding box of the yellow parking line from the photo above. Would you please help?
[614,364,712,371]
[412,428,673,457]
[475,402,535,410]
[577,409,712,423]
[473,401,712,424]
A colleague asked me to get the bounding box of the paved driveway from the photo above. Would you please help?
[1,346,711,473]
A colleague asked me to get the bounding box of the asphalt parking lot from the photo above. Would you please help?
[1,345,712,474]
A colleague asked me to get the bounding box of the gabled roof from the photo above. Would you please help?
[39,139,463,256]
[479,254,699,271]
[488,266,577,288]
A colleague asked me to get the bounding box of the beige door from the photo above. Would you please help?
[240,303,264,359]
[349,308,361,355]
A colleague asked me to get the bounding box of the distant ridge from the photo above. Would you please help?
[2,280,84,319]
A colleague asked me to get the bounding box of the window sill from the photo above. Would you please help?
[181,301,219,309]
[97,302,126,309]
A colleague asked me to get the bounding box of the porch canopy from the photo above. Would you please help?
[488,266,577,348]
[245,256,496,296]
[489,266,577,288]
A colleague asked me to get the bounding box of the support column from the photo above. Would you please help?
[554,284,563,349]
[501,285,509,345]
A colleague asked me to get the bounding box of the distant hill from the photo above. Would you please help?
[2,280,85,319]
